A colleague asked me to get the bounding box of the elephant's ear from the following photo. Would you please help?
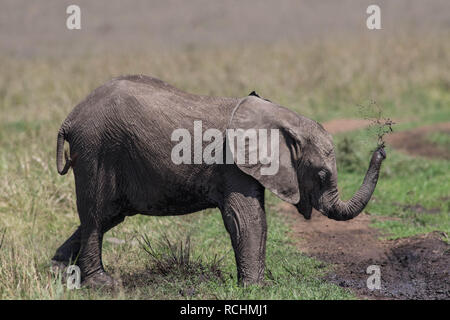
[227,96,300,204]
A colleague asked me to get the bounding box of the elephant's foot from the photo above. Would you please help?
[239,277,265,287]
[82,270,120,289]
[238,270,266,287]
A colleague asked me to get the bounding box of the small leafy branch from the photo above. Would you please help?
[358,100,396,148]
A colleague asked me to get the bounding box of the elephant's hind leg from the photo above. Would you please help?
[77,201,127,288]
[51,213,125,274]
[76,203,126,288]
[72,164,126,288]
[220,168,267,286]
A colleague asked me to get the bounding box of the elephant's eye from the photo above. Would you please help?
[318,170,328,184]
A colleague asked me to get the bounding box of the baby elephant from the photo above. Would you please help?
[52,75,386,287]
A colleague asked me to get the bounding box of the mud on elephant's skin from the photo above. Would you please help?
[52,75,386,287]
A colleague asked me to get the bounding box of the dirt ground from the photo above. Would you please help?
[279,119,450,299]
[385,122,450,160]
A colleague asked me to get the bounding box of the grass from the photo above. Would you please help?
[0,33,449,299]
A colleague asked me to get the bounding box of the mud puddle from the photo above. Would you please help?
[277,203,449,299]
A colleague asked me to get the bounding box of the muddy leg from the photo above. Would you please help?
[75,209,118,288]
[78,208,127,288]
[221,169,267,286]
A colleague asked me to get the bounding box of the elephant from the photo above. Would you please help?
[52,74,386,287]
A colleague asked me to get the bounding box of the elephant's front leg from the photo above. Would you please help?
[220,170,267,286]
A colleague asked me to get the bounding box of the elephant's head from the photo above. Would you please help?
[228,96,386,221]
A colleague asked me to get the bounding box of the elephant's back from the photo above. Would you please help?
[64,74,239,159]
[107,75,239,136]
[69,75,238,124]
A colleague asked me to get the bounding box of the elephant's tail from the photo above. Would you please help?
[56,123,73,175]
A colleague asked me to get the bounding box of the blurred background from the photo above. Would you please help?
[1,0,450,55]
[0,1,448,299]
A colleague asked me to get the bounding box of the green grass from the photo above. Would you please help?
[0,34,449,299]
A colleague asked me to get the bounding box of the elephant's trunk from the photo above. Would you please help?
[319,146,386,221]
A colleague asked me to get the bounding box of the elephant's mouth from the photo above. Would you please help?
[296,194,313,220]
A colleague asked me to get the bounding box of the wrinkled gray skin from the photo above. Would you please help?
[52,75,386,288]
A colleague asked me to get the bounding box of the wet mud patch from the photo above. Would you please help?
[326,232,450,300]
[277,203,450,299]
[385,122,450,160]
